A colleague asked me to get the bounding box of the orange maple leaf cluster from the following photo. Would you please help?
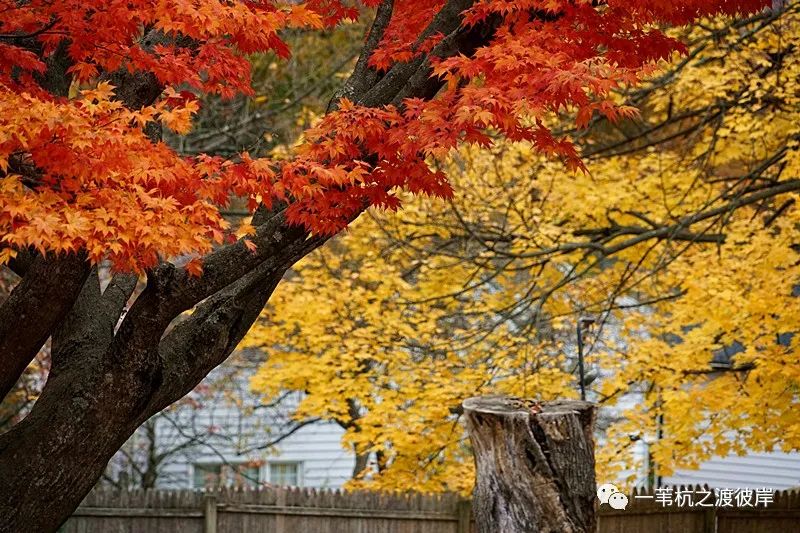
[0,0,769,272]
[0,84,222,269]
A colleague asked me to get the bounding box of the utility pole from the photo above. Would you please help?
[576,316,596,401]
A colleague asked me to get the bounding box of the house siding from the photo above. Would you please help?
[109,354,356,490]
[154,418,354,489]
[663,452,800,490]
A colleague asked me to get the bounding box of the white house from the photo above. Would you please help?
[104,349,356,490]
[663,452,800,490]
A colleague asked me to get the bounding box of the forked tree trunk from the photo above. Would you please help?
[463,396,597,533]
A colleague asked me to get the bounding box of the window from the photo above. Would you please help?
[192,462,260,489]
[269,462,301,487]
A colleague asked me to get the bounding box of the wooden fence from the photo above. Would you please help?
[61,486,800,533]
[63,489,470,533]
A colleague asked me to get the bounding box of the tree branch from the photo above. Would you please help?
[0,253,89,401]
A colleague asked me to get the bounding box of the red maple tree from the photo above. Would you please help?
[0,0,767,530]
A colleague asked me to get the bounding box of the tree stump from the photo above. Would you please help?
[463,396,597,533]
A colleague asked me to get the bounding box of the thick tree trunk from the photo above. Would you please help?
[0,354,153,532]
[463,396,597,533]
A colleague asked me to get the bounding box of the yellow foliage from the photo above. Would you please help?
[246,5,800,492]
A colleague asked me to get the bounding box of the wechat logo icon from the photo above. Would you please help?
[597,483,629,510]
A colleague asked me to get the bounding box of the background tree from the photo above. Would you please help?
[246,2,800,491]
[244,193,578,492]
[0,0,769,530]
